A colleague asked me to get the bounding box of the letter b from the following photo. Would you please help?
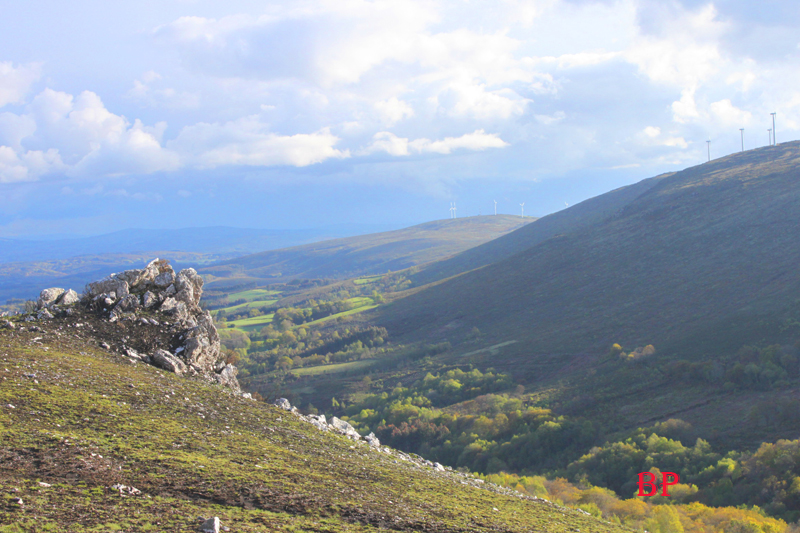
[637,472,658,496]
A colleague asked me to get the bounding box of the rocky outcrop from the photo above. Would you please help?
[32,258,243,395]
[273,398,380,447]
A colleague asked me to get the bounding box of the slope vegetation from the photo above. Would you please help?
[201,215,531,287]
[378,142,800,356]
[0,314,623,532]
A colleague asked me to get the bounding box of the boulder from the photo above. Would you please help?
[152,349,186,374]
[274,398,293,411]
[365,432,381,448]
[214,364,240,392]
[37,308,54,320]
[142,291,158,309]
[37,288,65,309]
[199,517,220,533]
[113,294,140,315]
[57,289,80,306]
[153,270,175,288]
[85,278,129,301]
[329,417,360,438]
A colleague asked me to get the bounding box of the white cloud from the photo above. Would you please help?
[0,88,178,182]
[364,129,508,156]
[0,145,63,184]
[374,97,414,126]
[638,126,688,149]
[709,99,752,127]
[0,62,41,108]
[170,116,350,168]
[671,88,701,124]
[625,5,726,89]
[535,111,565,126]
[126,72,201,110]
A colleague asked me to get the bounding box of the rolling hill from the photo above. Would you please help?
[377,142,800,358]
[0,311,623,533]
[199,215,532,288]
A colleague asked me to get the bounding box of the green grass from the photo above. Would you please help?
[0,322,628,533]
[227,313,275,332]
[299,304,378,328]
[289,359,378,377]
[353,275,381,285]
[214,299,278,315]
[227,288,281,302]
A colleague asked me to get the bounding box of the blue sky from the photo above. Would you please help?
[1,0,798,237]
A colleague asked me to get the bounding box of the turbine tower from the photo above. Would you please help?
[771,112,777,145]
[740,128,744,152]
[519,203,525,218]
[449,202,454,219]
[706,140,711,162]
[494,200,497,216]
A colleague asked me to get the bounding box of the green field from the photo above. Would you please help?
[289,359,377,376]
[217,299,279,314]
[228,288,281,301]
[228,313,275,331]
[353,275,381,285]
[299,303,379,328]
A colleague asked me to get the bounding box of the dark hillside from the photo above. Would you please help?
[377,142,800,356]
[200,215,531,286]
[409,173,669,286]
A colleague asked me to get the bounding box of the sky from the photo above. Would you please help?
[1,0,799,238]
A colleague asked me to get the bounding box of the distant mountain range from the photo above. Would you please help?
[200,215,533,288]
[0,224,405,264]
[0,217,531,303]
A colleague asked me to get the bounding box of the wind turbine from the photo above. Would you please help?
[449,203,454,219]
[771,112,777,145]
[519,203,525,218]
[494,200,497,216]
[453,202,457,219]
[740,128,744,152]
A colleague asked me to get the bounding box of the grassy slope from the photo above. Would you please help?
[200,215,532,285]
[408,175,669,287]
[0,320,627,533]
[378,142,800,356]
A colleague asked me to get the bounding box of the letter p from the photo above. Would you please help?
[661,472,680,496]
[637,472,658,496]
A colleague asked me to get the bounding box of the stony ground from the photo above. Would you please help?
[0,313,631,533]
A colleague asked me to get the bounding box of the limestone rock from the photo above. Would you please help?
[85,278,129,302]
[330,417,360,439]
[57,289,79,306]
[37,308,54,320]
[365,432,381,448]
[199,517,220,533]
[154,270,175,288]
[37,288,64,309]
[274,398,293,411]
[142,291,158,309]
[152,349,186,374]
[113,294,140,315]
[214,364,240,392]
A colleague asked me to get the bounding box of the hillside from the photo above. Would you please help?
[200,215,532,288]
[377,142,800,358]
[409,175,670,287]
[0,312,623,532]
